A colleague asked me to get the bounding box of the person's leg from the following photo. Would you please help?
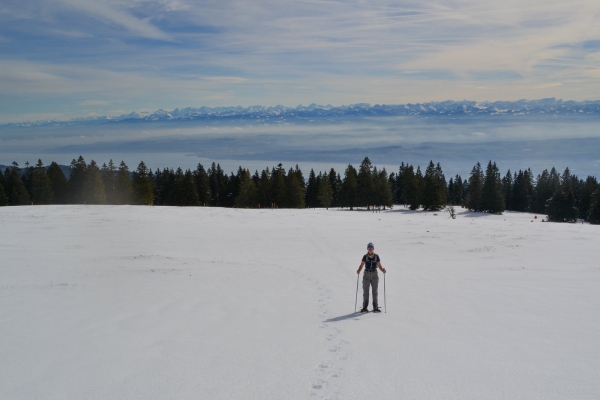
[372,273,379,308]
[362,272,370,309]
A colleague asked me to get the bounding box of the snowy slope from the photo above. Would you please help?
[1,206,599,400]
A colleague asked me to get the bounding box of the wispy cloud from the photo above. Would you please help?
[80,99,112,106]
[533,83,562,89]
[57,0,171,40]
[2,0,600,121]
[200,76,247,84]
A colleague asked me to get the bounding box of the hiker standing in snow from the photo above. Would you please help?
[357,242,386,312]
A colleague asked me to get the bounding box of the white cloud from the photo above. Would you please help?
[532,83,562,90]
[3,0,600,120]
[57,0,171,40]
[80,100,111,106]
[201,76,247,84]
[52,29,94,38]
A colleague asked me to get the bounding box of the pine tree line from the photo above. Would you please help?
[458,161,600,223]
[1,156,599,224]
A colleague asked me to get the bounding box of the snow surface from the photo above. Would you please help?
[1,206,599,400]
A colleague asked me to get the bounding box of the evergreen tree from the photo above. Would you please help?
[271,164,287,207]
[528,167,559,214]
[339,164,358,209]
[292,164,306,195]
[513,169,534,212]
[481,161,505,214]
[69,156,88,204]
[578,176,598,221]
[257,168,271,208]
[225,171,239,207]
[328,168,340,207]
[570,175,583,215]
[114,161,133,204]
[317,175,334,209]
[532,169,550,213]
[21,162,33,199]
[82,160,106,204]
[466,162,484,211]
[162,168,176,206]
[455,175,469,206]
[402,165,420,210]
[170,168,186,206]
[546,168,578,222]
[546,187,578,222]
[193,163,211,206]
[357,157,375,207]
[315,172,324,204]
[181,169,199,206]
[549,167,560,191]
[286,168,305,208]
[435,162,447,201]
[374,167,393,208]
[4,162,30,205]
[208,163,228,206]
[415,166,424,204]
[502,170,513,211]
[305,169,319,208]
[101,160,118,204]
[388,172,397,203]
[447,177,454,205]
[132,161,154,205]
[0,179,7,206]
[235,169,257,208]
[152,169,165,205]
[588,187,600,224]
[0,172,8,206]
[394,164,407,204]
[47,162,68,204]
[25,159,53,204]
[421,161,446,211]
[448,174,464,205]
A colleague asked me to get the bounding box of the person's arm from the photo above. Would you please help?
[377,261,386,273]
[357,261,365,274]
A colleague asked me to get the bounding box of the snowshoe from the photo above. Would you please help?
[360,307,369,313]
[372,307,381,313]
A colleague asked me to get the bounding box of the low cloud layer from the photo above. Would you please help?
[2,116,599,178]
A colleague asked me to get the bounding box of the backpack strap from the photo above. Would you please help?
[365,253,378,270]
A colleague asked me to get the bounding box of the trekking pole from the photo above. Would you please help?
[384,272,386,313]
[354,274,359,313]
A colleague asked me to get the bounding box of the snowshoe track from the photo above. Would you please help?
[311,283,352,399]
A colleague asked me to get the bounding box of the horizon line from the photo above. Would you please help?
[4,97,600,126]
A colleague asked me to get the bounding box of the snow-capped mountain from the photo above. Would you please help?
[4,98,600,127]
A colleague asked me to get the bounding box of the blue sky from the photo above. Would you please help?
[2,0,600,122]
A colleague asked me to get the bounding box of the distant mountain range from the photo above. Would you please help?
[5,98,600,128]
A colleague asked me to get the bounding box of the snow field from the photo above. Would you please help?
[1,206,599,399]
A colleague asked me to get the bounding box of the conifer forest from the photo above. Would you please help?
[1,156,599,224]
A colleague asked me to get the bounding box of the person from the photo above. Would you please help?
[356,242,386,312]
